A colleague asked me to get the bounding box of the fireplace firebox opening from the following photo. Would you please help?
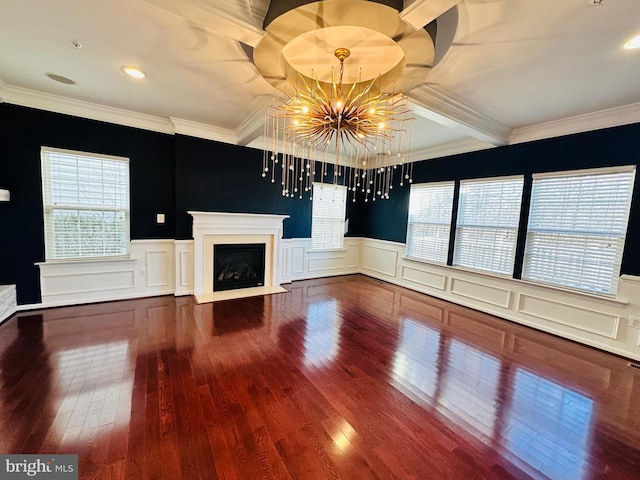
[213,243,266,292]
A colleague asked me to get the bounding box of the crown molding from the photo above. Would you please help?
[235,98,272,146]
[0,79,175,134]
[408,85,512,146]
[410,137,495,162]
[509,102,640,145]
[170,117,237,145]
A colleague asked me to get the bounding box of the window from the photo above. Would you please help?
[406,182,455,263]
[454,176,524,274]
[311,182,347,249]
[523,166,635,295]
[41,147,130,260]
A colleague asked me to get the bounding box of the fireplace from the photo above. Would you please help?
[214,243,266,291]
[188,211,289,303]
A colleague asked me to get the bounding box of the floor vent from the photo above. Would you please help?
[629,363,640,370]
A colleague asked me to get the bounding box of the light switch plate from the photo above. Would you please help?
[156,213,165,224]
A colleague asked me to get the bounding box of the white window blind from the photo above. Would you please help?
[454,176,524,274]
[41,147,130,260]
[406,182,455,263]
[523,167,635,295]
[311,182,347,250]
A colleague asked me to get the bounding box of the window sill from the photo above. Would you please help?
[517,277,627,306]
[308,248,347,253]
[403,255,448,269]
[36,255,134,267]
[402,255,628,306]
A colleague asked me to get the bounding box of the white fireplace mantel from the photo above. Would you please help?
[188,211,290,303]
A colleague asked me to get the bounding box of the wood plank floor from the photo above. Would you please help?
[1,275,639,479]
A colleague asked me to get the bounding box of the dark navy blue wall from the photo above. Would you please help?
[0,105,320,305]
[174,135,312,240]
[362,123,640,276]
[2,103,639,305]
[0,104,175,305]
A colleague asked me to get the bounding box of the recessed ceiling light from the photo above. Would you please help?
[45,73,76,85]
[623,34,640,50]
[122,66,146,79]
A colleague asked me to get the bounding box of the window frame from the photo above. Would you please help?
[522,165,636,296]
[311,182,347,250]
[405,181,455,264]
[453,175,524,276]
[41,146,131,262]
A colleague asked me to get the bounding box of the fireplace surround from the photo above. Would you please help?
[189,211,289,303]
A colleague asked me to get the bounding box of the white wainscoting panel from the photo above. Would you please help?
[450,278,512,309]
[359,238,640,361]
[292,246,306,274]
[517,294,620,339]
[280,244,291,284]
[280,238,360,282]
[24,234,640,361]
[361,241,398,278]
[0,285,17,323]
[401,265,446,290]
[35,240,175,308]
[174,240,193,296]
[131,240,175,294]
[309,254,345,272]
[146,250,170,287]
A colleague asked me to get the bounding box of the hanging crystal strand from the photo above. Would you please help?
[293,155,300,197]
[382,164,388,199]
[282,151,288,197]
[280,116,287,194]
[262,111,268,179]
[270,110,277,184]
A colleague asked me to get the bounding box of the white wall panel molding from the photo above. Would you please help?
[279,238,360,282]
[450,278,512,309]
[291,246,306,274]
[23,234,640,361]
[308,254,345,273]
[361,241,399,278]
[517,294,620,339]
[401,265,447,290]
[37,258,138,306]
[359,238,640,361]
[174,240,194,296]
[145,251,171,288]
[36,240,176,308]
[131,239,175,292]
[0,285,17,324]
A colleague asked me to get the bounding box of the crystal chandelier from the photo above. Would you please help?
[262,47,415,202]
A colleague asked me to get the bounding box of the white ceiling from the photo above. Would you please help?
[0,0,639,159]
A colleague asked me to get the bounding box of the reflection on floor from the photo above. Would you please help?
[1,275,639,479]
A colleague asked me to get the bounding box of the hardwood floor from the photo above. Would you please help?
[1,275,639,479]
